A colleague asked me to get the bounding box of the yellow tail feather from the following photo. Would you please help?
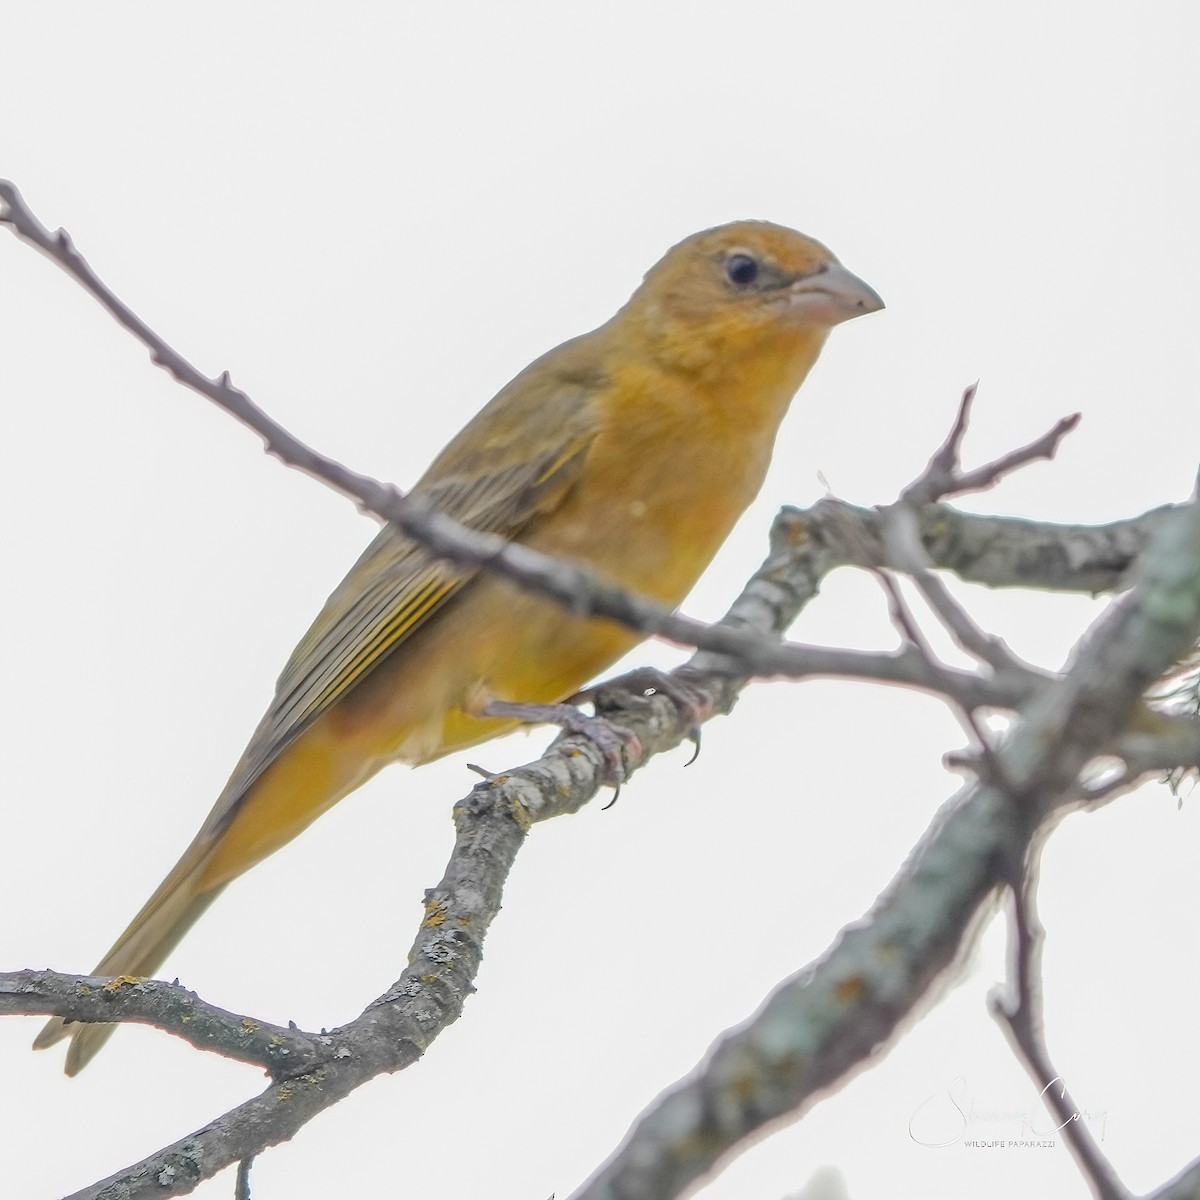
[33,848,224,1075]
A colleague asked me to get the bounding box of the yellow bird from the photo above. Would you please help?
[36,220,882,1073]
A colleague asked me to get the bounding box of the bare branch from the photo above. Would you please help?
[1148,1157,1200,1200]
[1113,716,1200,776]
[880,501,1028,674]
[0,971,322,1075]
[234,1158,254,1200]
[990,877,1129,1200]
[3,179,975,697]
[877,390,1085,678]
[865,558,1001,758]
[27,633,735,1199]
[569,501,1200,1200]
[570,776,1020,1200]
[898,378,976,506]
[900,382,1082,506]
[799,499,1179,596]
[952,412,1082,496]
[0,179,1134,705]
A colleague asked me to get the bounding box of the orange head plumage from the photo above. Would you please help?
[611,220,883,380]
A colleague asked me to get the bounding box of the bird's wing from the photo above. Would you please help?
[215,372,603,814]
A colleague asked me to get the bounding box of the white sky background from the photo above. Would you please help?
[3,3,1199,1198]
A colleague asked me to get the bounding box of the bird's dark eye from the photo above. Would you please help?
[724,253,759,287]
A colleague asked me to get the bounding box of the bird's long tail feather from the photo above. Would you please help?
[33,844,225,1076]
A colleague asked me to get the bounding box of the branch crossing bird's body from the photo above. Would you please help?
[35,220,883,1073]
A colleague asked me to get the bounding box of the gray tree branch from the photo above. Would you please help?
[0,179,1167,687]
[570,498,1200,1200]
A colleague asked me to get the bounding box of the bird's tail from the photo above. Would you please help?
[32,844,225,1076]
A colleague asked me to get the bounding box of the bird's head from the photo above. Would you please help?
[616,220,883,380]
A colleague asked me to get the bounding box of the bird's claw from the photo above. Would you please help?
[482,700,641,788]
[590,667,712,757]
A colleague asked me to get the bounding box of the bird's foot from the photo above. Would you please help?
[586,667,712,764]
[482,699,641,788]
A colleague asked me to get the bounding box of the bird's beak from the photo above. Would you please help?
[788,262,885,326]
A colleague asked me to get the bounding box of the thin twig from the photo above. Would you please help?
[881,500,1027,674]
[0,179,1051,699]
[819,410,1044,772]
[953,412,1082,496]
[868,559,999,756]
[0,180,755,671]
[235,1158,254,1200]
[905,380,978,505]
[870,391,1084,777]
[885,390,1079,676]
[0,971,322,1075]
[990,879,1130,1200]
[901,382,1081,506]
